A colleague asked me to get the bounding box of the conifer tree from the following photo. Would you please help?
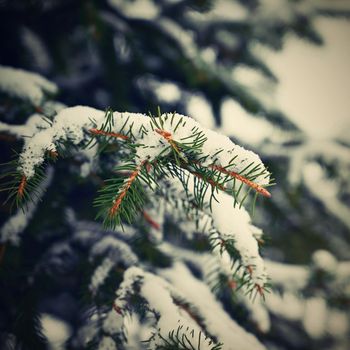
[0,1,349,349]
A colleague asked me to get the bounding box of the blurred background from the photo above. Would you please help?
[0,0,350,349]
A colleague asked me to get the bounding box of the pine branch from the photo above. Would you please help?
[94,160,153,229]
[206,164,271,198]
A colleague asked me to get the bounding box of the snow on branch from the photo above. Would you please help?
[112,266,222,349]
[15,106,270,185]
[6,105,272,232]
[159,262,266,350]
[110,264,266,349]
[0,65,57,105]
[160,173,268,289]
[4,105,271,296]
[89,235,139,295]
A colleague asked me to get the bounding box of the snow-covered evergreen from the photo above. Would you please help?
[1,1,350,349]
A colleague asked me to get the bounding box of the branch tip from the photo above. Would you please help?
[109,161,146,218]
[18,175,27,198]
[209,164,271,198]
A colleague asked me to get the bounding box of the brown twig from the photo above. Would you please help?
[155,129,180,153]
[206,164,271,198]
[89,128,129,140]
[109,161,146,217]
[18,175,26,198]
[143,210,161,230]
[192,171,225,191]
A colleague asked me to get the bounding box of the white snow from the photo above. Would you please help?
[160,170,268,285]
[209,192,267,285]
[115,266,217,349]
[41,313,72,350]
[102,309,124,335]
[160,262,267,350]
[302,297,327,339]
[327,310,348,338]
[186,0,247,22]
[90,235,138,265]
[16,106,270,192]
[154,81,181,103]
[186,94,215,130]
[0,65,57,105]
[108,0,159,20]
[19,106,104,178]
[265,292,304,321]
[21,27,52,73]
[265,260,309,291]
[303,162,350,230]
[0,113,49,139]
[312,249,338,274]
[98,336,117,350]
[89,257,115,294]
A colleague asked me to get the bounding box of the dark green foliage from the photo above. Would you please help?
[0,158,46,210]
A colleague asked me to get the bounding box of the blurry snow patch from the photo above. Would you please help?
[303,162,350,230]
[253,0,312,25]
[108,0,159,20]
[120,267,218,350]
[186,0,247,22]
[215,30,240,51]
[154,81,181,103]
[21,27,51,73]
[158,18,196,59]
[302,297,327,339]
[159,262,267,350]
[288,139,350,186]
[41,313,71,350]
[265,260,309,291]
[186,94,215,129]
[98,336,117,350]
[42,101,66,116]
[102,309,123,337]
[0,65,57,105]
[240,295,271,333]
[200,47,217,64]
[256,0,293,22]
[220,98,274,146]
[113,34,131,63]
[137,77,181,103]
[79,143,98,178]
[0,113,48,139]
[312,250,338,274]
[89,257,115,294]
[232,65,276,109]
[328,310,348,339]
[124,312,153,348]
[265,292,304,321]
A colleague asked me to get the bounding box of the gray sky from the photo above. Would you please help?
[264,17,350,140]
